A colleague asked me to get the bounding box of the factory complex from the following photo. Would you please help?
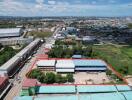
[36,59,107,73]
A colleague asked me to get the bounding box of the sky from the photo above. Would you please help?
[0,0,132,17]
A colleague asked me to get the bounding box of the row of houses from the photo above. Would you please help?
[36,59,107,72]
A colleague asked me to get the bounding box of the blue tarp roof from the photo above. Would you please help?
[37,86,76,94]
[72,55,82,58]
[73,59,107,67]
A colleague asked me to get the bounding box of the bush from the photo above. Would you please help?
[66,74,74,82]
[27,69,74,84]
[44,72,56,84]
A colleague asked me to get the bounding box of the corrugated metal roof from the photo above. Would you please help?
[122,91,132,100]
[0,28,21,34]
[13,96,33,100]
[0,39,40,72]
[34,95,77,100]
[56,69,74,72]
[77,85,117,93]
[116,85,132,91]
[75,68,106,71]
[36,60,56,67]
[37,86,76,94]
[79,93,125,100]
[73,59,107,67]
[56,60,75,68]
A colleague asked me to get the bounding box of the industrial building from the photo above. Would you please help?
[0,28,23,38]
[0,39,41,77]
[0,37,33,45]
[73,59,107,71]
[36,60,56,71]
[36,59,107,73]
[56,60,75,73]
[13,85,132,100]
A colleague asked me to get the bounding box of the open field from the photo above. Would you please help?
[27,31,53,38]
[93,44,132,75]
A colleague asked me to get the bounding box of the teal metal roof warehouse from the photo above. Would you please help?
[37,86,76,94]
[14,92,132,100]
[77,85,132,93]
[13,85,132,100]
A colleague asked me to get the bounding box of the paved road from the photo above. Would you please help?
[4,56,36,100]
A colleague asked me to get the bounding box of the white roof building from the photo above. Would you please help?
[56,60,75,72]
[0,28,23,38]
[56,69,74,72]
[56,60,75,69]
[36,60,56,67]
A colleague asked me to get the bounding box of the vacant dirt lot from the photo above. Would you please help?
[74,72,110,84]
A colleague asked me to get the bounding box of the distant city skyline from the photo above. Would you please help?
[0,0,132,17]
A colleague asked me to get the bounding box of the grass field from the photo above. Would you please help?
[28,31,53,38]
[92,44,132,75]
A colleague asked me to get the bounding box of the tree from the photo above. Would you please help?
[60,76,67,83]
[55,74,63,83]
[45,72,56,84]
[0,43,3,49]
[106,70,112,76]
[28,69,43,79]
[66,74,74,82]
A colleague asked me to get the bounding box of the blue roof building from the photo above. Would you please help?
[72,55,82,59]
[73,59,107,71]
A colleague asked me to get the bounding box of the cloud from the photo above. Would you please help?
[108,0,116,4]
[36,0,44,4]
[35,0,44,9]
[91,1,97,5]
[0,0,132,16]
[48,0,56,5]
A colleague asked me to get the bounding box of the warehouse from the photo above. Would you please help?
[56,60,75,73]
[36,59,107,73]
[73,59,107,71]
[13,85,132,100]
[0,37,33,46]
[0,39,41,77]
[0,28,23,38]
[36,60,56,71]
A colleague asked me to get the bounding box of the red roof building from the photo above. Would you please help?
[22,78,37,89]
[0,76,9,94]
[37,54,48,59]
[44,48,50,53]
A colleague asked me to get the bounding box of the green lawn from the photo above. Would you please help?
[92,44,132,75]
